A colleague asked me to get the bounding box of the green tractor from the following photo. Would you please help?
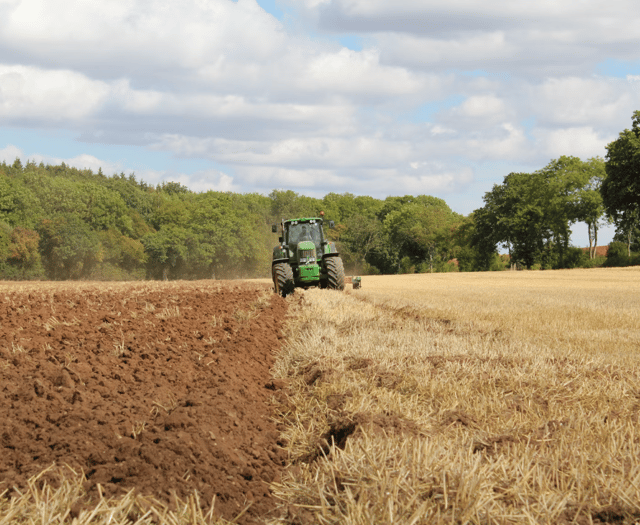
[271,216,345,297]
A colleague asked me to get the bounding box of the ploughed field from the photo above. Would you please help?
[0,280,288,524]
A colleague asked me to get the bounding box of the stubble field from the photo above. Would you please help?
[271,268,640,524]
[1,268,640,524]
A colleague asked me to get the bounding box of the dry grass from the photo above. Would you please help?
[356,268,640,357]
[269,268,640,524]
[0,467,239,525]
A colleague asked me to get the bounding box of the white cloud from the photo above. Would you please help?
[288,0,640,79]
[0,65,110,119]
[451,95,508,122]
[0,144,22,164]
[300,48,426,96]
[376,32,515,69]
[154,134,417,170]
[63,154,123,174]
[0,0,285,71]
[0,144,128,175]
[235,165,342,190]
[396,169,474,195]
[299,0,638,35]
[527,77,634,128]
[232,162,474,198]
[533,127,611,159]
[1,0,640,207]
[138,168,240,193]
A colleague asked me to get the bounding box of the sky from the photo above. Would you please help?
[2,0,639,247]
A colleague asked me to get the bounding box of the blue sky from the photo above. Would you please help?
[1,0,638,246]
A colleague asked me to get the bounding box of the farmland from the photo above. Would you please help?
[2,268,640,524]
[271,268,640,524]
[0,281,288,524]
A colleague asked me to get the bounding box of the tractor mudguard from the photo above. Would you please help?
[323,241,339,256]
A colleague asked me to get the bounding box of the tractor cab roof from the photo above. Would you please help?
[283,217,324,225]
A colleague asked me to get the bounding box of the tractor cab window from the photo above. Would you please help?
[288,223,322,246]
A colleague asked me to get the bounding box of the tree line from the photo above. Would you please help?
[470,111,640,270]
[0,159,466,280]
[1,113,639,280]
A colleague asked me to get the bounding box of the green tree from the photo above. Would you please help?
[605,241,632,267]
[81,183,133,235]
[106,172,154,221]
[473,173,550,269]
[602,111,640,256]
[34,176,86,218]
[190,192,269,279]
[8,226,43,278]
[39,216,102,279]
[142,224,195,280]
[611,214,640,257]
[0,222,11,269]
[99,229,147,274]
[158,181,192,196]
[573,158,606,258]
[452,214,498,272]
[340,213,384,273]
[381,197,461,273]
[269,190,321,221]
[0,174,40,228]
[474,158,602,269]
[150,191,191,231]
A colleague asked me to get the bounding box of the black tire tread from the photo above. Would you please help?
[273,263,295,297]
[325,257,345,290]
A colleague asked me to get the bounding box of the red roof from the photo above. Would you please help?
[581,246,609,257]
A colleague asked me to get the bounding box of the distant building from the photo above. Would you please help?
[582,246,609,257]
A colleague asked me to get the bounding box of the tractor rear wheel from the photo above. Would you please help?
[325,256,345,290]
[273,263,295,297]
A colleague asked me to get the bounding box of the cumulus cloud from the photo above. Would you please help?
[233,163,472,198]
[533,127,613,160]
[301,0,638,40]
[153,133,418,171]
[290,0,640,77]
[0,144,22,164]
[376,32,516,71]
[0,0,285,77]
[525,77,634,128]
[0,0,638,217]
[138,168,240,193]
[0,65,111,120]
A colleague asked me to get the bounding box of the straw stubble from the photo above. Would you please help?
[269,268,640,524]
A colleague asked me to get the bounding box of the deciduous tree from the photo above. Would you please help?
[602,111,640,256]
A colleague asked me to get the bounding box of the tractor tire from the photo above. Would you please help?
[325,256,345,290]
[273,263,295,297]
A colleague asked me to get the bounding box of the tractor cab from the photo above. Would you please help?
[285,219,324,253]
[272,217,335,258]
[283,219,324,282]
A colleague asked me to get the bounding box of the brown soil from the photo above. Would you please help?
[0,280,288,524]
